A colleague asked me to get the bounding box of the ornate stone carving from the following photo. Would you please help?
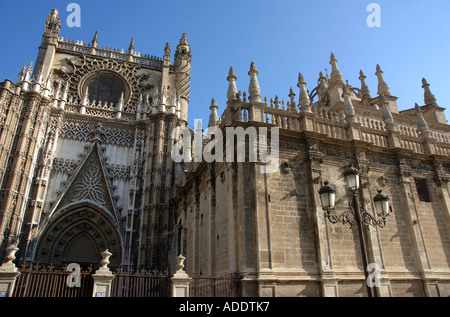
[280,162,292,174]
[64,53,142,113]
[70,163,106,204]
[59,121,135,146]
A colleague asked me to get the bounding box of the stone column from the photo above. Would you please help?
[92,250,115,297]
[171,255,192,297]
[396,159,436,296]
[0,244,20,297]
[306,141,339,296]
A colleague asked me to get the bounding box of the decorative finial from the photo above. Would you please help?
[3,244,19,266]
[379,93,394,127]
[375,64,391,96]
[297,72,311,112]
[248,62,261,103]
[421,78,437,105]
[100,250,112,270]
[44,9,61,37]
[18,64,26,83]
[92,31,99,47]
[228,66,236,78]
[227,66,238,102]
[415,102,421,112]
[329,52,344,84]
[288,87,296,110]
[25,61,33,82]
[164,42,170,56]
[208,98,219,127]
[179,33,188,46]
[164,42,171,64]
[359,69,371,100]
[128,37,135,53]
[342,84,355,121]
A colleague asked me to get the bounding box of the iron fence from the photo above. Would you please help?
[110,267,171,297]
[189,274,242,297]
[12,264,94,297]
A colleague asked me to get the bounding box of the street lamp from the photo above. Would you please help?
[318,165,392,297]
[318,181,336,210]
[343,165,360,191]
[373,190,390,215]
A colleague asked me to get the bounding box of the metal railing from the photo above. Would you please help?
[110,267,171,297]
[189,274,242,297]
[12,264,94,297]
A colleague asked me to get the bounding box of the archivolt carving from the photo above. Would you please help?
[35,202,122,267]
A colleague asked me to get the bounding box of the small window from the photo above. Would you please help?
[415,178,431,202]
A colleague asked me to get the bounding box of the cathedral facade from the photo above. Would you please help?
[0,9,449,297]
[0,9,190,270]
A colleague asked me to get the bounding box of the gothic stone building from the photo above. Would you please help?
[0,9,191,270]
[1,9,450,297]
[171,55,450,295]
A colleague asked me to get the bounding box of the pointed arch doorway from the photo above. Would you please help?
[34,201,123,269]
[63,233,100,268]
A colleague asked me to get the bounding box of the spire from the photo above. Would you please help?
[208,98,219,127]
[128,37,135,54]
[342,84,355,122]
[164,42,171,60]
[176,33,190,54]
[227,66,238,102]
[44,71,53,92]
[44,9,61,38]
[18,64,26,83]
[163,42,171,67]
[297,72,311,112]
[329,52,344,85]
[421,78,437,105]
[272,95,279,109]
[24,61,33,82]
[359,70,371,100]
[375,64,391,96]
[248,62,261,103]
[180,33,188,46]
[92,31,99,48]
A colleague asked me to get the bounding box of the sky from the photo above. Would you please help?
[0,0,449,126]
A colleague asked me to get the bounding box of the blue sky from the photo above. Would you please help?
[1,0,449,126]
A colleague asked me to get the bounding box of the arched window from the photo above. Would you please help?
[84,72,125,105]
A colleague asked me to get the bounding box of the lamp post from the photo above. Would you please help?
[318,165,391,297]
